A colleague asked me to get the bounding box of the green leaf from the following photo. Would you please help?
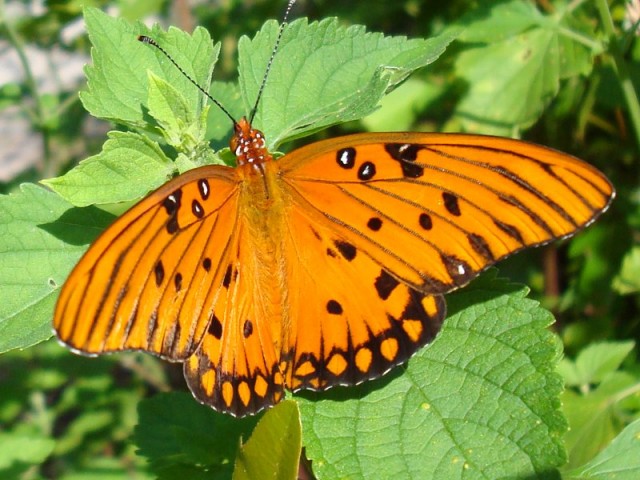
[561,372,639,470]
[613,246,640,295]
[362,77,443,131]
[456,0,543,42]
[299,273,566,479]
[206,81,244,148]
[558,341,636,388]
[135,393,258,479]
[233,400,301,480]
[239,18,459,148]
[62,457,154,480]
[568,418,640,480]
[42,131,174,206]
[453,0,596,135]
[147,72,195,144]
[0,432,55,470]
[80,7,217,130]
[0,184,113,353]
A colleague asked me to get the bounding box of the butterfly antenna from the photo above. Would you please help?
[137,35,237,126]
[248,0,297,124]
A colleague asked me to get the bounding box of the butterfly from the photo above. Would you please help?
[53,16,615,418]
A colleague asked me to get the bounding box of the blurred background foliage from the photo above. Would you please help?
[0,0,639,478]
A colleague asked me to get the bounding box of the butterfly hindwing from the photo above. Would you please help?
[184,211,287,416]
[54,166,240,360]
[280,133,614,294]
[281,204,446,392]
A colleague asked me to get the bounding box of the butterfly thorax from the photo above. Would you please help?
[231,117,273,169]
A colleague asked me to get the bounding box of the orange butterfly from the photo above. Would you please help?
[53,17,614,418]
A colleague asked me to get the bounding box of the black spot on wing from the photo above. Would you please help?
[337,147,356,169]
[358,161,376,181]
[374,270,400,300]
[367,217,383,231]
[198,179,210,200]
[202,258,212,272]
[166,216,179,234]
[384,143,425,178]
[440,253,474,285]
[163,190,182,234]
[334,240,356,261]
[223,265,232,288]
[327,300,343,315]
[208,313,223,340]
[468,233,494,262]
[419,213,433,230]
[154,261,165,286]
[192,199,204,219]
[163,189,182,215]
[494,219,525,245]
[243,320,253,338]
[443,192,461,216]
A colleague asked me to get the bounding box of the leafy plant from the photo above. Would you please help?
[0,0,638,478]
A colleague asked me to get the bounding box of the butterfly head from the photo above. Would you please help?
[231,117,272,169]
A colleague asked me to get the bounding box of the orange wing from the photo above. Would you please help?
[54,166,240,361]
[280,204,445,393]
[182,184,446,416]
[280,132,614,294]
[183,216,288,417]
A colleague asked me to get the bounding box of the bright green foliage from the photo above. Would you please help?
[233,400,301,480]
[362,77,444,131]
[452,0,597,136]
[558,341,636,387]
[0,433,55,478]
[559,341,640,471]
[613,246,640,295]
[43,131,174,206]
[568,418,640,480]
[0,1,636,479]
[238,18,459,146]
[80,8,217,131]
[0,340,155,478]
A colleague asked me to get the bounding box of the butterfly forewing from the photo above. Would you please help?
[280,133,614,294]
[54,166,240,360]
